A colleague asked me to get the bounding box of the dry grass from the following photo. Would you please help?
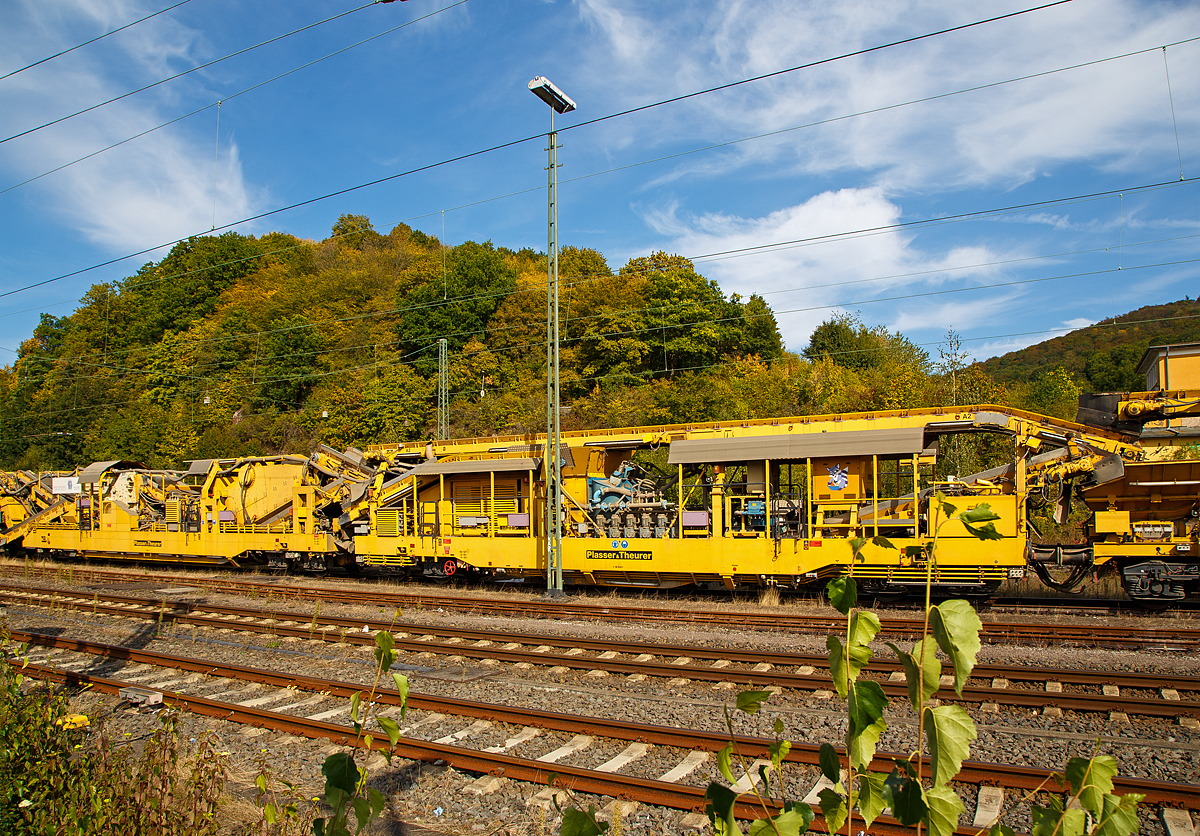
[757,586,782,607]
[997,572,1127,600]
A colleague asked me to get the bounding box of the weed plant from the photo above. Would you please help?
[1,629,225,834]
[554,494,1144,836]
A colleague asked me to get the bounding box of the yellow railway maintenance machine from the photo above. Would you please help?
[355,405,1141,596]
[1071,378,1200,604]
[5,453,367,572]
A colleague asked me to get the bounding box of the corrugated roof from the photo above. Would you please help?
[78,460,146,485]
[667,427,927,464]
[185,459,215,477]
[403,458,542,477]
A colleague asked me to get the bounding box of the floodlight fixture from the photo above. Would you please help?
[528,76,576,114]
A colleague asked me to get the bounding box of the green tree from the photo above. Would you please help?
[804,312,869,368]
[635,252,729,376]
[731,293,784,360]
[123,232,265,345]
[330,213,384,251]
[321,365,432,447]
[1084,344,1146,392]
[1021,366,1083,420]
[259,315,326,409]
[395,240,517,370]
[141,332,193,406]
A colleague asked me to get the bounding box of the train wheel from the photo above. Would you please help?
[443,558,457,577]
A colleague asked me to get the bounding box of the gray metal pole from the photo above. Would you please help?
[437,337,448,440]
[544,111,564,597]
[551,115,564,596]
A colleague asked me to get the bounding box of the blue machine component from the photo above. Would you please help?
[743,499,767,530]
[588,461,641,510]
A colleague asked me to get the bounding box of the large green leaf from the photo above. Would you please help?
[882,769,926,826]
[349,692,363,727]
[321,752,359,796]
[826,636,848,699]
[748,803,814,836]
[717,744,736,785]
[924,785,966,836]
[929,600,982,695]
[958,504,1004,540]
[391,672,409,720]
[373,630,396,671]
[935,492,957,519]
[848,681,888,772]
[827,634,874,699]
[924,704,976,787]
[888,637,941,713]
[817,787,847,835]
[1095,792,1144,836]
[736,690,774,715]
[1065,755,1118,817]
[769,739,792,773]
[1032,804,1089,836]
[989,824,1016,836]
[857,772,888,829]
[817,743,840,784]
[826,577,856,615]
[377,717,401,749]
[705,783,744,836]
[849,681,887,731]
[849,610,881,647]
[561,806,610,836]
[351,798,371,835]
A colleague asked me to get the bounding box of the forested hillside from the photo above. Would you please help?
[0,215,1185,472]
[979,298,1200,391]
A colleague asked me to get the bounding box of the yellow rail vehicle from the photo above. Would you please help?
[354,405,1136,595]
[0,404,1146,598]
[9,456,352,571]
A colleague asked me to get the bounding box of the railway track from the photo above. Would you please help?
[4,563,1197,650]
[10,630,1200,834]
[5,581,1199,723]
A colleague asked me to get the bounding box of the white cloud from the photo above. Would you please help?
[0,0,256,254]
[570,0,1200,192]
[650,187,1017,349]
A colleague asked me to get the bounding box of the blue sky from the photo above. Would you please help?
[1,0,1198,365]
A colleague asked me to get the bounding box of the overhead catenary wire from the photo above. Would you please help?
[1163,46,1186,181]
[11,253,1200,410]
[9,198,1200,390]
[0,0,196,82]
[6,207,1199,381]
[442,308,1200,402]
[0,0,471,196]
[3,160,1197,338]
[19,304,1200,433]
[0,0,1084,300]
[0,0,394,145]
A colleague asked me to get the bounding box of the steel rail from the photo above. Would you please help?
[5,564,1194,647]
[10,635,1200,811]
[4,580,1196,690]
[6,586,1200,719]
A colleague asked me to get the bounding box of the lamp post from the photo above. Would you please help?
[528,76,575,599]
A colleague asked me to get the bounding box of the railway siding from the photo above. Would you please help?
[6,583,1200,724]
[10,636,1200,835]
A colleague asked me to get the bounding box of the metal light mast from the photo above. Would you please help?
[528,76,575,598]
[437,337,448,441]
